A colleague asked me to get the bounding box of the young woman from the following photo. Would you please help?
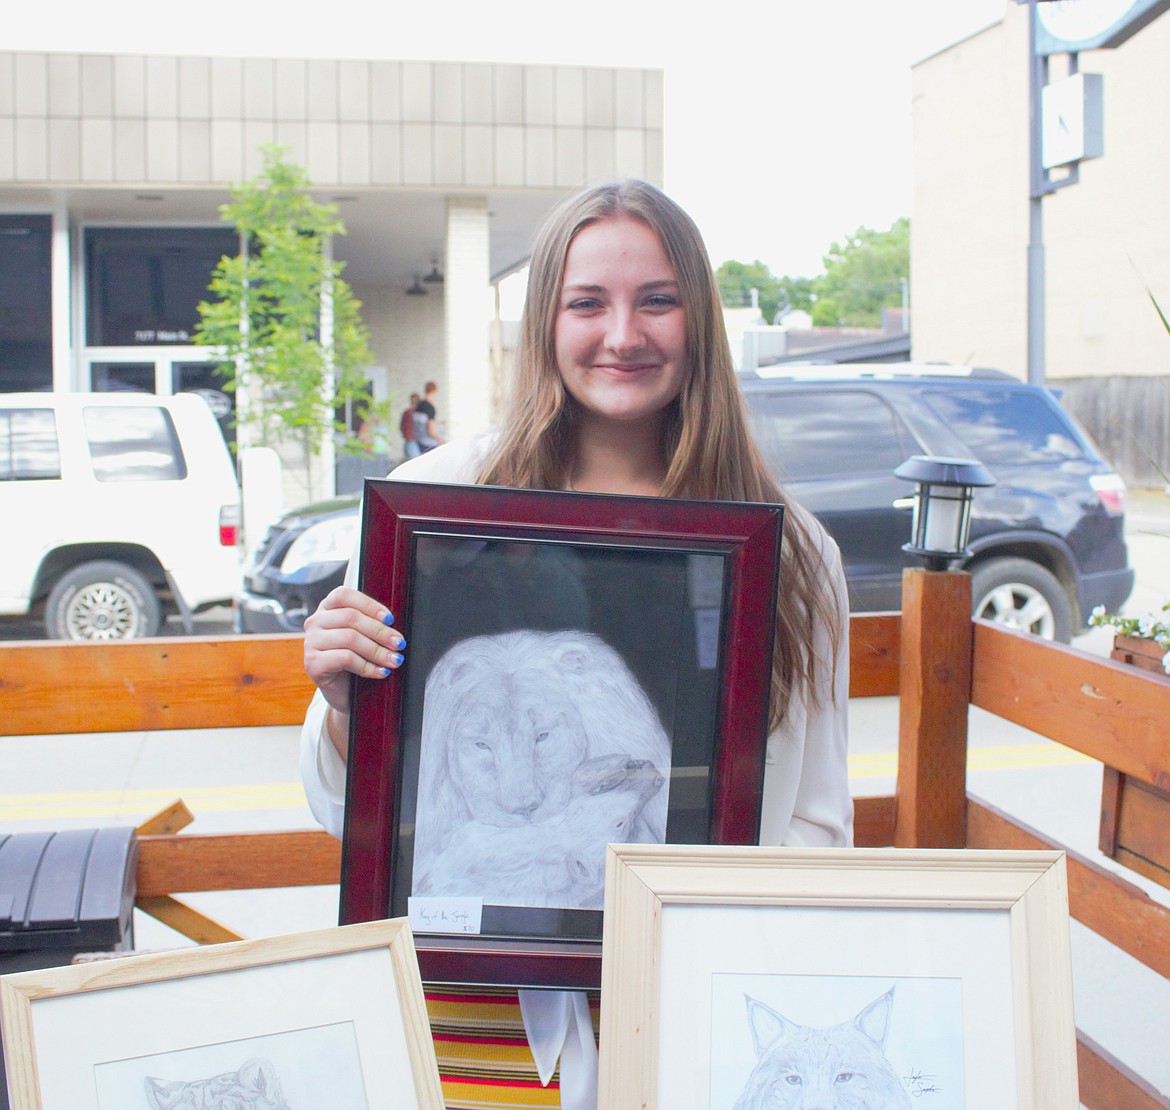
[300,179,852,1109]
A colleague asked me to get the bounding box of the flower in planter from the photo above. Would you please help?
[1090,598,1170,674]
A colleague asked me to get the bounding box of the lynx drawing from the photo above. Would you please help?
[144,1057,290,1110]
[732,989,912,1109]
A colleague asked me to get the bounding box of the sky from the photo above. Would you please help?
[7,0,1007,279]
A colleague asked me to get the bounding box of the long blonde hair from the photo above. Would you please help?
[479,180,841,727]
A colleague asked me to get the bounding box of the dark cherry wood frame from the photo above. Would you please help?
[339,479,783,988]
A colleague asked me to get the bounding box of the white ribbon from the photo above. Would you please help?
[518,988,598,1110]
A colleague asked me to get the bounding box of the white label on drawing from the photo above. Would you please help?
[408,896,483,934]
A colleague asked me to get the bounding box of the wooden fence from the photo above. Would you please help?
[1,568,1168,1107]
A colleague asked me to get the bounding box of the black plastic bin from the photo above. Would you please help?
[0,827,137,1110]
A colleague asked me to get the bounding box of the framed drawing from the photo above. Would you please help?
[598,845,1077,1109]
[0,919,443,1110]
[341,479,784,989]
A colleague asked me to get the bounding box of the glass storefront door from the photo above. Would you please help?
[172,360,235,450]
[89,362,156,393]
[82,350,234,450]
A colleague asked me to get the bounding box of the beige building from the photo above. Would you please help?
[910,5,1170,484]
[0,51,664,501]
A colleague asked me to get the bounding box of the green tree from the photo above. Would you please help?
[810,217,909,327]
[195,144,376,460]
[716,260,814,325]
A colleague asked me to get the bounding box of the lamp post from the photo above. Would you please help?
[892,455,994,849]
[894,455,995,573]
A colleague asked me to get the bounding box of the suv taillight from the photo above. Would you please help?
[1090,473,1127,515]
[219,505,241,547]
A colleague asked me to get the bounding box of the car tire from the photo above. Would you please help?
[45,561,162,641]
[970,557,1074,642]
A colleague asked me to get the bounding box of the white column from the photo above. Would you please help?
[51,204,74,391]
[443,196,491,439]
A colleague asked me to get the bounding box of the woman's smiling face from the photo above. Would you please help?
[554,215,688,434]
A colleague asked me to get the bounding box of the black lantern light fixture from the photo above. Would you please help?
[405,274,427,296]
[894,455,995,572]
[422,257,444,284]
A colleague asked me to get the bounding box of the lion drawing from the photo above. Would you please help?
[411,629,673,898]
[414,752,665,907]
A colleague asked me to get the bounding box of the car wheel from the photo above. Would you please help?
[970,557,1073,642]
[45,561,162,641]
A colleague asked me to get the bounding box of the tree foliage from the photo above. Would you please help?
[810,217,909,327]
[717,217,908,329]
[716,259,813,325]
[195,144,376,457]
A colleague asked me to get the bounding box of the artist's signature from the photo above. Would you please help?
[903,1068,941,1097]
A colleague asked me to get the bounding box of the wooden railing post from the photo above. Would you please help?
[894,567,973,847]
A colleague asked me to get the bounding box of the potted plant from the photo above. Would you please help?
[1090,599,1170,677]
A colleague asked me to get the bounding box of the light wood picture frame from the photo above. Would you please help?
[599,845,1077,1109]
[0,919,443,1110]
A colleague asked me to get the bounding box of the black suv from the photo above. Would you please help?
[235,365,1134,642]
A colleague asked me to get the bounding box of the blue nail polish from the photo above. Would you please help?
[391,652,404,667]
[382,611,395,626]
[380,667,392,677]
[396,636,407,650]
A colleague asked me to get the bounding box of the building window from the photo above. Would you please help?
[0,216,53,394]
[85,227,237,348]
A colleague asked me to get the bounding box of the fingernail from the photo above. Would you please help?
[390,652,404,667]
[394,636,407,650]
[380,667,392,677]
[382,611,395,626]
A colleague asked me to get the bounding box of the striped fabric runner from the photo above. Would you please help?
[425,986,601,1110]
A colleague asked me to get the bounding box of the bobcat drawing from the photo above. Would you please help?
[143,1057,291,1110]
[731,989,912,1109]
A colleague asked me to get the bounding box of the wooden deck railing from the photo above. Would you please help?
[2,572,1168,1108]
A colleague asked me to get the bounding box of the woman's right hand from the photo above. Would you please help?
[303,586,406,718]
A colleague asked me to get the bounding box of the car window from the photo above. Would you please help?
[922,387,1083,465]
[745,389,916,481]
[83,405,188,482]
[0,408,61,480]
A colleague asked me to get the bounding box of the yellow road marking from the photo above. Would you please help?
[849,743,1093,779]
[0,783,308,822]
[0,743,1095,822]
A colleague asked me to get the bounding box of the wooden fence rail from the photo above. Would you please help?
[2,568,1168,1107]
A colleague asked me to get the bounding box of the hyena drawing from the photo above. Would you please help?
[731,988,912,1109]
[143,1057,291,1110]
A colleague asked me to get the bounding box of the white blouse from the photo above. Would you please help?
[299,436,853,848]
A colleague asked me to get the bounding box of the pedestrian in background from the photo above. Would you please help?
[413,381,445,453]
[400,391,421,460]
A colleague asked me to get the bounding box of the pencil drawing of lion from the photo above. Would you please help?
[732,989,912,1109]
[414,752,665,907]
[411,630,673,897]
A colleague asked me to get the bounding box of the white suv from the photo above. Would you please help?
[0,392,242,640]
